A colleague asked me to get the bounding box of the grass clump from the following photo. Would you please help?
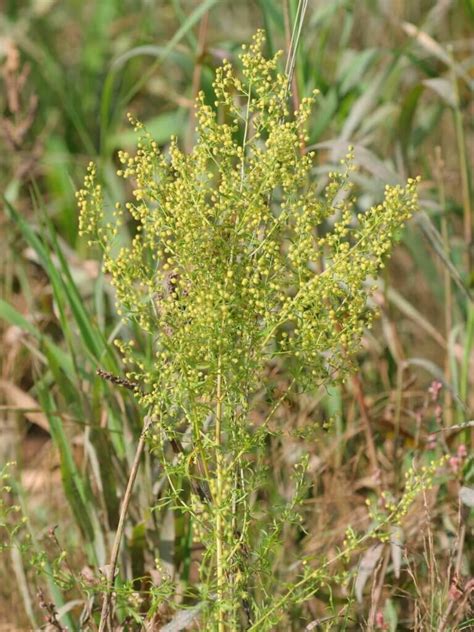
[76,30,421,629]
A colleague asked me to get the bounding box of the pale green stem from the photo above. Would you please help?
[215,355,225,632]
[240,81,252,190]
[450,53,472,275]
[247,503,416,631]
[436,149,454,427]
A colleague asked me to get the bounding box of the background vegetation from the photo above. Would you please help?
[0,0,472,630]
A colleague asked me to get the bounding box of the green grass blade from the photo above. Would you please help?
[0,299,40,339]
[121,0,220,105]
[36,388,104,564]
[0,299,76,381]
[460,303,474,406]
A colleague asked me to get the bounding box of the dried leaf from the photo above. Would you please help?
[10,546,36,625]
[160,604,203,632]
[423,78,457,108]
[459,486,474,508]
[311,140,401,184]
[402,22,472,86]
[0,379,49,432]
[384,284,446,350]
[340,72,385,141]
[390,526,403,579]
[415,211,471,301]
[355,542,384,603]
[159,508,176,577]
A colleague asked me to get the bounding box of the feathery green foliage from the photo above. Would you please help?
[78,31,419,403]
[76,31,420,628]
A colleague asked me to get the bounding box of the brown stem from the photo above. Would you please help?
[367,545,390,632]
[352,373,381,486]
[96,368,139,391]
[434,148,454,427]
[98,416,153,632]
[37,588,66,632]
[437,499,467,632]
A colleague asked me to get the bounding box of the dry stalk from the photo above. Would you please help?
[98,415,153,632]
[367,545,390,631]
[437,499,468,632]
[352,374,382,487]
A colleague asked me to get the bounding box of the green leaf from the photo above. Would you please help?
[36,388,99,559]
[397,84,423,153]
[0,299,40,339]
[0,299,76,380]
[109,110,187,150]
[100,0,220,144]
[310,87,338,141]
[337,49,377,95]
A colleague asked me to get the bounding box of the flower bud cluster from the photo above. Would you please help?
[78,31,419,427]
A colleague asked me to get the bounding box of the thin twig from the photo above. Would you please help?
[367,545,390,631]
[434,147,454,428]
[98,415,153,632]
[284,0,309,94]
[448,46,472,276]
[352,373,382,487]
[96,368,139,392]
[437,498,468,632]
[37,588,66,632]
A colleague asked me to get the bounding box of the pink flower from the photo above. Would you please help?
[428,380,442,402]
[448,578,463,601]
[448,456,460,473]
[375,610,388,630]
[457,444,467,459]
[426,434,437,450]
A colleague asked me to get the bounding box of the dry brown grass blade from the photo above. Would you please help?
[367,545,390,631]
[355,542,384,603]
[401,21,472,86]
[0,379,50,433]
[437,490,470,632]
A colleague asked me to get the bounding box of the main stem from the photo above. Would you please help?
[215,356,225,632]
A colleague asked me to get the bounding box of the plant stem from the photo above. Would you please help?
[98,415,153,632]
[435,148,454,427]
[247,503,408,631]
[185,10,209,153]
[451,70,472,276]
[367,545,390,631]
[215,356,225,632]
[437,500,467,632]
[352,373,381,486]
